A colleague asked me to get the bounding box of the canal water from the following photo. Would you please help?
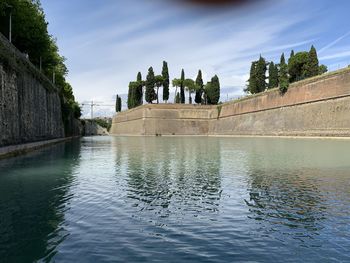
[0,136,349,262]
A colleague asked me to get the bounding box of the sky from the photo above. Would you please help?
[40,0,350,118]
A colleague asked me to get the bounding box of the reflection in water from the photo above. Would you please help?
[233,138,350,255]
[245,169,326,233]
[0,140,81,263]
[114,137,222,222]
[0,137,350,262]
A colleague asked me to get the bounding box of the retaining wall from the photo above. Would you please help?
[0,34,64,146]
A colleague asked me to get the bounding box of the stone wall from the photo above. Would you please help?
[110,104,215,135]
[83,120,109,136]
[111,67,350,137]
[0,34,64,147]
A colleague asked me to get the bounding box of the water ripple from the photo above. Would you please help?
[0,137,350,262]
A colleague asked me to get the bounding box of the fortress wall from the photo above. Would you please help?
[219,68,350,118]
[210,97,350,136]
[111,68,350,137]
[110,104,215,135]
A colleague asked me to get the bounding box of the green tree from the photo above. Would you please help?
[118,96,122,112]
[288,50,295,66]
[246,61,258,94]
[155,75,163,104]
[288,51,309,82]
[319,64,328,75]
[145,67,156,103]
[135,72,144,106]
[268,61,279,89]
[206,75,220,105]
[204,82,211,105]
[0,0,81,135]
[116,94,122,112]
[162,61,170,103]
[180,69,185,104]
[279,53,289,94]
[195,70,203,104]
[0,0,51,69]
[256,56,267,92]
[116,95,120,112]
[306,45,319,77]
[127,81,138,109]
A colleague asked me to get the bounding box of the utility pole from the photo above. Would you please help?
[39,57,42,72]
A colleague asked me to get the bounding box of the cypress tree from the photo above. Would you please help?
[162,61,170,103]
[268,62,279,89]
[256,56,267,92]
[207,75,220,105]
[306,45,319,77]
[115,95,119,112]
[288,50,295,66]
[128,82,138,109]
[180,69,185,104]
[127,83,132,109]
[136,72,143,106]
[118,97,122,111]
[145,67,156,103]
[195,70,203,104]
[279,53,289,94]
[246,61,258,94]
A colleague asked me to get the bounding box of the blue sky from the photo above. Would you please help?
[41,0,350,117]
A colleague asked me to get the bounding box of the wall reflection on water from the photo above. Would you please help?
[0,136,349,262]
[113,137,222,222]
[113,136,350,248]
[231,138,350,246]
[0,140,81,263]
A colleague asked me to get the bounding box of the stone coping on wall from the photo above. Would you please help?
[113,103,217,123]
[116,103,215,115]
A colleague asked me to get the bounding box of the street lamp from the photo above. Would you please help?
[5,4,13,43]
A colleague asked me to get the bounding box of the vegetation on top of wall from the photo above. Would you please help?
[222,66,350,109]
[123,62,221,110]
[0,0,81,135]
[246,45,328,95]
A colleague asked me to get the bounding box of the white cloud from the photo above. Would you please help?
[43,0,344,117]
